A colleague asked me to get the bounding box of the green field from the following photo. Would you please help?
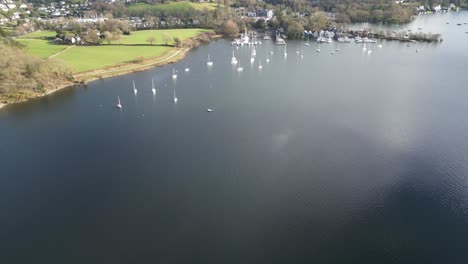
[114,29,209,45]
[20,29,210,73]
[17,38,68,58]
[128,1,221,16]
[18,30,66,58]
[128,2,192,16]
[19,30,57,39]
[55,45,172,72]
[188,2,221,11]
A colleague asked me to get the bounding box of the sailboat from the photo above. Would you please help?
[152,78,156,95]
[237,59,243,72]
[173,90,178,104]
[133,80,137,95]
[172,68,177,79]
[207,54,213,66]
[231,50,238,65]
[116,96,122,109]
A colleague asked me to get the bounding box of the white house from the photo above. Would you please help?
[266,9,273,19]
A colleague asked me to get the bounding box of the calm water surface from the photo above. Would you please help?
[1,12,468,263]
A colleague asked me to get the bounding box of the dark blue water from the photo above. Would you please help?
[1,12,468,263]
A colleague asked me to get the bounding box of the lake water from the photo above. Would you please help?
[1,12,468,263]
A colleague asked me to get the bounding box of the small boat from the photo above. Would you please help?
[316,45,321,52]
[362,44,367,51]
[252,49,256,56]
[296,51,300,54]
[133,80,137,95]
[207,108,214,112]
[305,43,310,46]
[250,57,255,64]
[300,54,304,59]
[237,60,243,72]
[378,44,383,48]
[172,68,177,79]
[258,60,263,70]
[207,54,213,66]
[330,51,335,55]
[116,96,122,109]
[151,78,156,95]
[367,50,372,55]
[266,57,270,63]
[270,50,274,55]
[185,68,190,72]
[231,51,238,65]
[173,90,178,104]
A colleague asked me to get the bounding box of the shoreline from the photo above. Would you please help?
[0,33,221,110]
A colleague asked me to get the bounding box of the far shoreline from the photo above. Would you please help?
[0,33,221,110]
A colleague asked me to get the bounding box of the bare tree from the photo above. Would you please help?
[162,33,170,46]
[146,36,156,45]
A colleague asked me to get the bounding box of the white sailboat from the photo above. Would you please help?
[207,54,213,66]
[172,68,177,79]
[173,90,178,103]
[133,80,137,95]
[231,50,238,65]
[152,78,156,95]
[116,96,122,109]
[237,59,243,72]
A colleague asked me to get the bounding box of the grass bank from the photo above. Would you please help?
[0,29,216,109]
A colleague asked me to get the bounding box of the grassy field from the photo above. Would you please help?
[17,38,68,58]
[17,30,67,58]
[188,2,221,11]
[19,29,210,72]
[113,28,210,45]
[128,1,220,16]
[55,45,173,72]
[19,30,57,39]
